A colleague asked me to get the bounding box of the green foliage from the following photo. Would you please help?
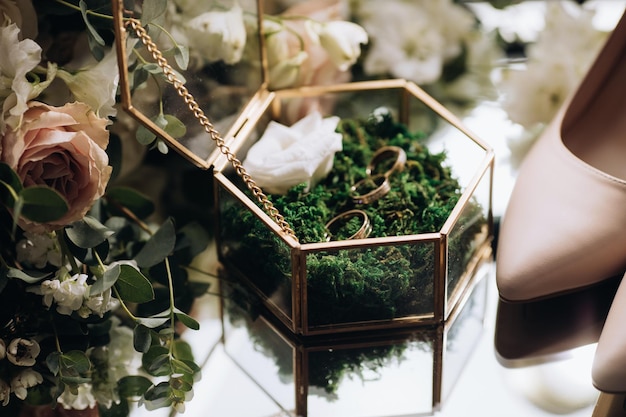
[0,159,207,414]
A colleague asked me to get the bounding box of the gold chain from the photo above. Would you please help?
[125,18,298,241]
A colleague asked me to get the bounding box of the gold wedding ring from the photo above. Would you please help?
[366,146,407,177]
[324,209,372,241]
[350,174,391,205]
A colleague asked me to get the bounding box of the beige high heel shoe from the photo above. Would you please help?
[496,11,626,302]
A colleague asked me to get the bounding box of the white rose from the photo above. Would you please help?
[16,231,63,268]
[306,20,368,71]
[0,23,41,133]
[0,339,5,359]
[183,3,246,65]
[242,111,342,195]
[56,47,119,121]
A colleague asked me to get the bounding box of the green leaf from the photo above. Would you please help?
[114,264,154,303]
[106,186,155,219]
[174,308,199,331]
[134,218,176,268]
[79,0,105,46]
[117,375,153,398]
[65,216,114,249]
[142,346,171,377]
[90,263,121,294]
[156,139,169,154]
[135,316,169,328]
[171,339,194,362]
[163,114,186,139]
[173,45,189,70]
[61,350,91,375]
[5,267,51,284]
[140,0,168,25]
[136,123,156,145]
[46,351,61,375]
[20,186,68,222]
[133,324,152,353]
[0,162,22,205]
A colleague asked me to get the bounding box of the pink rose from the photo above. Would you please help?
[270,0,352,123]
[0,101,111,232]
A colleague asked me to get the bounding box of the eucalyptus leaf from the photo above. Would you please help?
[90,263,121,294]
[140,0,168,26]
[134,218,176,268]
[5,267,51,284]
[136,124,156,145]
[46,351,61,376]
[20,186,68,222]
[135,316,169,328]
[114,264,154,303]
[173,308,199,331]
[142,346,171,377]
[163,114,186,139]
[79,0,105,46]
[61,350,91,374]
[117,375,153,398]
[66,216,113,249]
[173,45,189,70]
[156,139,169,154]
[133,324,152,353]
[0,162,22,205]
[106,186,155,219]
[171,339,194,362]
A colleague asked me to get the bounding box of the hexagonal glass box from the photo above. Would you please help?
[213,79,494,336]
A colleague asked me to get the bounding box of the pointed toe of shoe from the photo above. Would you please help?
[496,121,626,302]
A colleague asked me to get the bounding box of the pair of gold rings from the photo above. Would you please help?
[350,146,407,205]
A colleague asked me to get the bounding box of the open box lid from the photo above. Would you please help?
[112,0,269,170]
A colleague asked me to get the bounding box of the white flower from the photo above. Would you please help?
[182,2,246,65]
[57,383,96,410]
[498,2,607,128]
[11,368,43,400]
[6,338,40,366]
[306,20,368,71]
[56,47,119,121]
[16,231,63,268]
[0,23,41,133]
[0,339,5,360]
[82,288,118,318]
[242,111,342,195]
[356,0,475,84]
[0,0,38,39]
[0,379,9,406]
[32,270,89,316]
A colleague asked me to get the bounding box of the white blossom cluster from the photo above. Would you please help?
[0,338,43,405]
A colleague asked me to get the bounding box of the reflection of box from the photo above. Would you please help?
[221,255,492,417]
[214,80,494,336]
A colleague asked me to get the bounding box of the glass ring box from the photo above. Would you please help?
[112,0,494,336]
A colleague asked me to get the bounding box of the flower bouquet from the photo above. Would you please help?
[0,0,221,415]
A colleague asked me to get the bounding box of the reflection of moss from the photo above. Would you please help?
[223,285,430,399]
[220,109,486,326]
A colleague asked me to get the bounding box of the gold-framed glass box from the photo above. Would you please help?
[213,79,494,336]
[112,0,494,336]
